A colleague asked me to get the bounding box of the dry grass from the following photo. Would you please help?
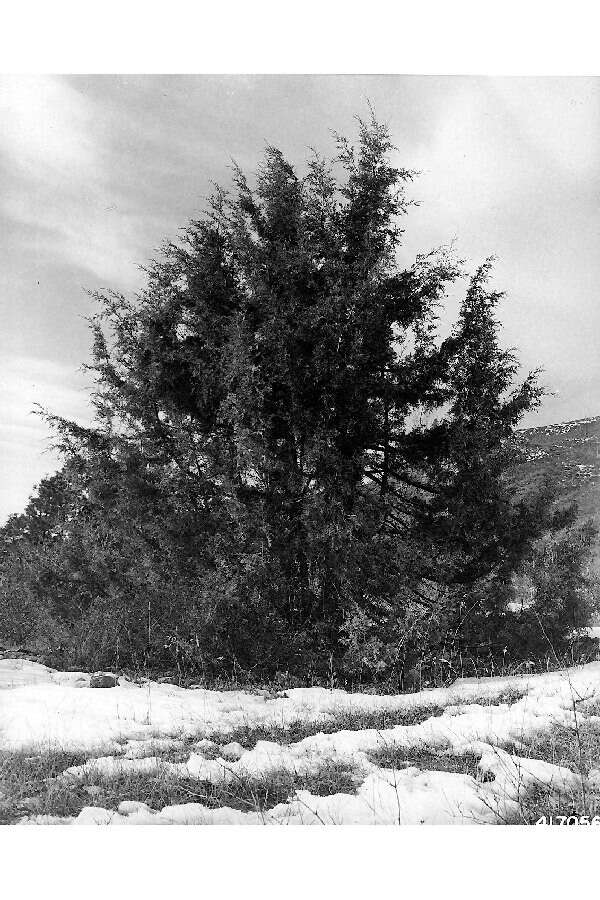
[0,748,360,823]
[451,686,528,707]
[0,749,93,824]
[71,759,359,815]
[366,743,491,781]
[204,702,448,751]
[497,717,600,823]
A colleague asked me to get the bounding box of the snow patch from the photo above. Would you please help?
[5,658,600,825]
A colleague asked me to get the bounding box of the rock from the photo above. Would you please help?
[220,741,245,761]
[90,672,119,688]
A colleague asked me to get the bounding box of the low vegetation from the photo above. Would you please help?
[366,744,488,781]
[6,679,600,825]
[0,749,93,824]
[204,703,448,751]
[499,716,600,824]
[0,747,360,824]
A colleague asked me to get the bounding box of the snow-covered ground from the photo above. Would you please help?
[2,657,600,825]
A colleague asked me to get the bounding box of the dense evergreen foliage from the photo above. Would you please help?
[1,116,597,683]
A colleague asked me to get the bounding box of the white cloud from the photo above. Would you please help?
[490,78,600,182]
[0,75,146,287]
[0,355,93,522]
[0,75,97,177]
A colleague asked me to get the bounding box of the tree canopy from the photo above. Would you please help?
[1,115,595,683]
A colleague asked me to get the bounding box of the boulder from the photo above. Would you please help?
[90,672,119,688]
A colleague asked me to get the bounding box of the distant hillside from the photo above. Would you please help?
[515,415,600,569]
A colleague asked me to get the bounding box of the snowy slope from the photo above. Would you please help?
[516,414,600,569]
[2,658,600,825]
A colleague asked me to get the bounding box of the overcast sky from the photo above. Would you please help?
[1,74,599,523]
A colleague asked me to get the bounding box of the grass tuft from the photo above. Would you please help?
[490,714,600,823]
[453,686,528,707]
[0,749,95,824]
[0,751,360,822]
[204,703,448,751]
[365,743,492,781]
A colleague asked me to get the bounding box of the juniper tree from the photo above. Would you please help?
[2,114,590,677]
